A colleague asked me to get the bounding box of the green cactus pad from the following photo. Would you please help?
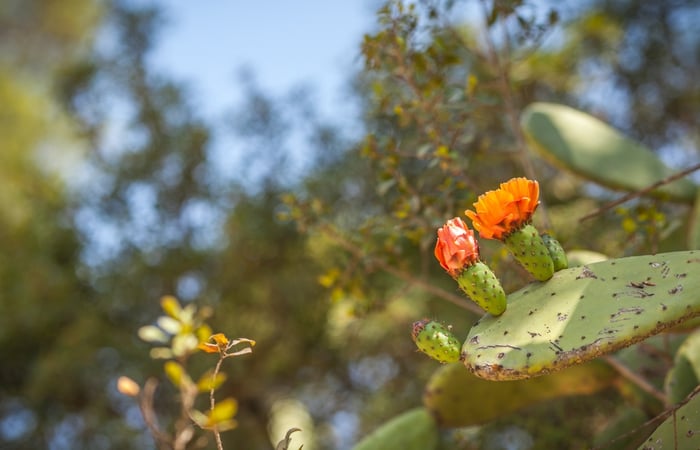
[567,250,608,267]
[689,188,700,249]
[423,361,615,428]
[541,233,568,272]
[411,320,461,364]
[504,224,554,281]
[462,251,700,380]
[521,103,697,204]
[638,393,700,450]
[664,329,700,405]
[456,261,507,316]
[351,408,438,450]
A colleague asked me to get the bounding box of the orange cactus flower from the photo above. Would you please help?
[465,177,540,240]
[434,217,480,276]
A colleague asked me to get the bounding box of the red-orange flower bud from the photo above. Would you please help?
[434,218,480,276]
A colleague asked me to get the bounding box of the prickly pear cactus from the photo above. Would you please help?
[462,251,700,380]
[664,329,700,404]
[423,361,615,428]
[541,233,568,272]
[455,261,507,316]
[520,102,697,203]
[351,408,438,450]
[411,320,461,364]
[638,392,700,450]
[504,224,554,281]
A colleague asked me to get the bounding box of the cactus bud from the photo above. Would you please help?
[504,224,555,281]
[541,233,568,272]
[411,320,461,364]
[435,218,507,315]
[466,178,555,281]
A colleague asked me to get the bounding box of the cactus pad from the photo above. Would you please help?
[462,251,700,380]
[351,408,438,450]
[423,361,616,428]
[521,102,697,203]
[664,329,700,405]
[638,393,700,450]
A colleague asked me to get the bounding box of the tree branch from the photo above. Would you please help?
[579,162,700,222]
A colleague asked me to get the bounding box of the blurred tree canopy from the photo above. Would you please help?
[0,0,699,449]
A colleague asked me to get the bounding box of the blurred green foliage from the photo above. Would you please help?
[1,0,699,449]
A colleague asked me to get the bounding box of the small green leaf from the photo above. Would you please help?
[138,325,169,343]
[157,316,181,335]
[164,361,185,387]
[172,333,198,357]
[161,295,182,318]
[197,370,227,392]
[208,398,238,425]
[149,347,173,359]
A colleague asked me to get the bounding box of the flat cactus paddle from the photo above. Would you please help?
[462,251,700,380]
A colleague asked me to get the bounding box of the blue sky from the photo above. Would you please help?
[145,1,378,121]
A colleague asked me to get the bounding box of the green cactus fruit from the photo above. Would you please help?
[351,408,438,450]
[411,320,461,364]
[521,102,697,204]
[461,251,700,380]
[638,392,700,450]
[423,361,615,428]
[503,224,554,281]
[541,233,568,271]
[455,261,507,316]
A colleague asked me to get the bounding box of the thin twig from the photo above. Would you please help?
[593,385,700,449]
[211,356,226,450]
[602,355,667,405]
[139,378,173,450]
[579,162,700,222]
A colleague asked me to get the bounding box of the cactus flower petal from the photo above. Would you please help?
[465,177,539,240]
[434,218,480,276]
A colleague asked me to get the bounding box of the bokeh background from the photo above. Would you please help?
[1,0,699,448]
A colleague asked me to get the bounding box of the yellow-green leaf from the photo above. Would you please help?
[164,361,185,387]
[160,295,181,318]
[208,398,238,425]
[157,316,181,335]
[138,325,169,344]
[197,370,227,392]
[210,333,229,346]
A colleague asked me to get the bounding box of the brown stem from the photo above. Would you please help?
[579,162,700,222]
[138,378,173,450]
[210,356,226,450]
